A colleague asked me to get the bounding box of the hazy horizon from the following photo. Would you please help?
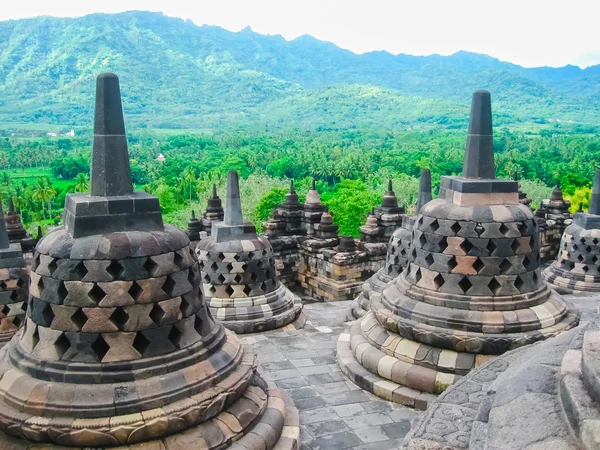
[2,0,599,69]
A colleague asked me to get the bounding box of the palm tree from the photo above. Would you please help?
[183,167,196,201]
[0,172,11,186]
[32,177,56,221]
[74,173,89,193]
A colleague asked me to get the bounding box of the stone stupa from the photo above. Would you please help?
[0,200,27,347]
[348,169,432,320]
[0,73,299,450]
[337,90,580,409]
[4,198,36,253]
[543,170,600,292]
[196,171,304,334]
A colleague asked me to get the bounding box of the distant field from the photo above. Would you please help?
[2,167,74,190]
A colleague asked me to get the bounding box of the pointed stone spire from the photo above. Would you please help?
[387,179,393,193]
[8,198,14,214]
[90,73,133,197]
[206,184,223,212]
[306,178,322,206]
[191,210,196,220]
[463,90,495,179]
[212,184,218,198]
[589,171,600,215]
[0,201,8,250]
[36,226,42,240]
[382,179,399,209]
[312,179,316,190]
[284,179,300,205]
[225,171,243,226]
[416,168,432,212]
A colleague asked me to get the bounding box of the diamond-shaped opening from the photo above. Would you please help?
[564,261,575,271]
[132,332,151,357]
[499,259,512,274]
[474,223,484,237]
[128,282,143,301]
[194,314,205,335]
[577,254,584,262]
[439,237,448,252]
[447,256,458,271]
[33,253,41,270]
[499,223,510,236]
[110,307,129,329]
[203,274,211,283]
[162,276,176,297]
[198,261,205,270]
[394,256,400,265]
[210,261,219,272]
[265,270,271,279]
[143,258,159,277]
[580,237,587,244]
[451,222,461,235]
[168,325,183,348]
[88,284,106,304]
[400,249,407,257]
[419,233,427,248]
[106,260,124,280]
[47,259,58,276]
[17,278,26,288]
[487,240,497,255]
[514,275,524,292]
[31,325,40,349]
[257,260,264,269]
[510,239,520,254]
[1,305,10,315]
[41,302,55,326]
[91,335,110,361]
[260,281,268,292]
[73,261,88,280]
[473,258,485,273]
[425,253,434,267]
[241,263,249,272]
[583,265,590,273]
[573,244,579,251]
[234,254,241,261]
[226,262,234,271]
[54,333,71,359]
[518,222,528,235]
[243,285,252,296]
[0,281,6,290]
[433,274,445,290]
[460,239,474,255]
[10,290,19,301]
[411,248,417,260]
[488,277,501,295]
[387,266,394,274]
[594,238,599,245]
[208,286,216,295]
[37,277,45,297]
[533,271,539,284]
[217,274,226,283]
[429,219,439,233]
[150,303,165,325]
[57,282,68,303]
[262,250,268,257]
[390,247,396,255]
[225,285,235,297]
[586,246,593,253]
[70,308,88,330]
[248,251,255,260]
[12,316,22,328]
[592,255,598,264]
[174,251,185,269]
[414,267,422,283]
[523,254,536,271]
[217,252,226,262]
[180,295,193,316]
[234,274,243,284]
[458,276,472,294]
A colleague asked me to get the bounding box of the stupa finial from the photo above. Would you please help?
[290,180,296,194]
[90,73,133,197]
[463,90,495,179]
[312,179,316,190]
[212,183,218,198]
[589,170,600,215]
[225,171,243,226]
[387,179,393,193]
[191,210,196,220]
[417,168,433,212]
[8,198,14,214]
[0,201,8,249]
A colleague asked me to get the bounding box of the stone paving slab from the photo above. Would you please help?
[241,298,422,450]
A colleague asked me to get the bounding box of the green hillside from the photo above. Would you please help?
[0,10,599,130]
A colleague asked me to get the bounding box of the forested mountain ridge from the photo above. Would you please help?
[0,10,599,130]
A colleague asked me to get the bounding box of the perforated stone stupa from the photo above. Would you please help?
[348,169,432,320]
[543,170,600,292]
[0,73,299,450]
[0,201,27,348]
[196,171,304,334]
[4,198,36,253]
[337,90,580,409]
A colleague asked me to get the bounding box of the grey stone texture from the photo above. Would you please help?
[463,90,495,179]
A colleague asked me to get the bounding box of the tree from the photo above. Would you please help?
[74,173,89,193]
[32,177,56,220]
[183,167,196,201]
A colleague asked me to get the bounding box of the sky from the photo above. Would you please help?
[2,0,600,68]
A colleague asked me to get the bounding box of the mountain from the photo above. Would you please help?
[0,10,599,130]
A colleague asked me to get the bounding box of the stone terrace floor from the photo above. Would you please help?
[241,299,419,450]
[240,290,599,450]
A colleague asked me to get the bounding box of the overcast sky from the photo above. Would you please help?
[2,0,599,68]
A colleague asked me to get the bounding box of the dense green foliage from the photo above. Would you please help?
[2,11,600,131]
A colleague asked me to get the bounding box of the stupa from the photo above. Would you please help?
[337,90,580,409]
[373,180,405,241]
[196,171,304,334]
[0,201,27,347]
[4,198,36,253]
[348,169,432,320]
[0,73,299,449]
[538,182,572,261]
[543,170,600,292]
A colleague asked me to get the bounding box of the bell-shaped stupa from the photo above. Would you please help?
[543,170,600,292]
[337,90,580,409]
[348,169,432,320]
[196,171,304,334]
[0,200,27,347]
[0,73,299,449]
